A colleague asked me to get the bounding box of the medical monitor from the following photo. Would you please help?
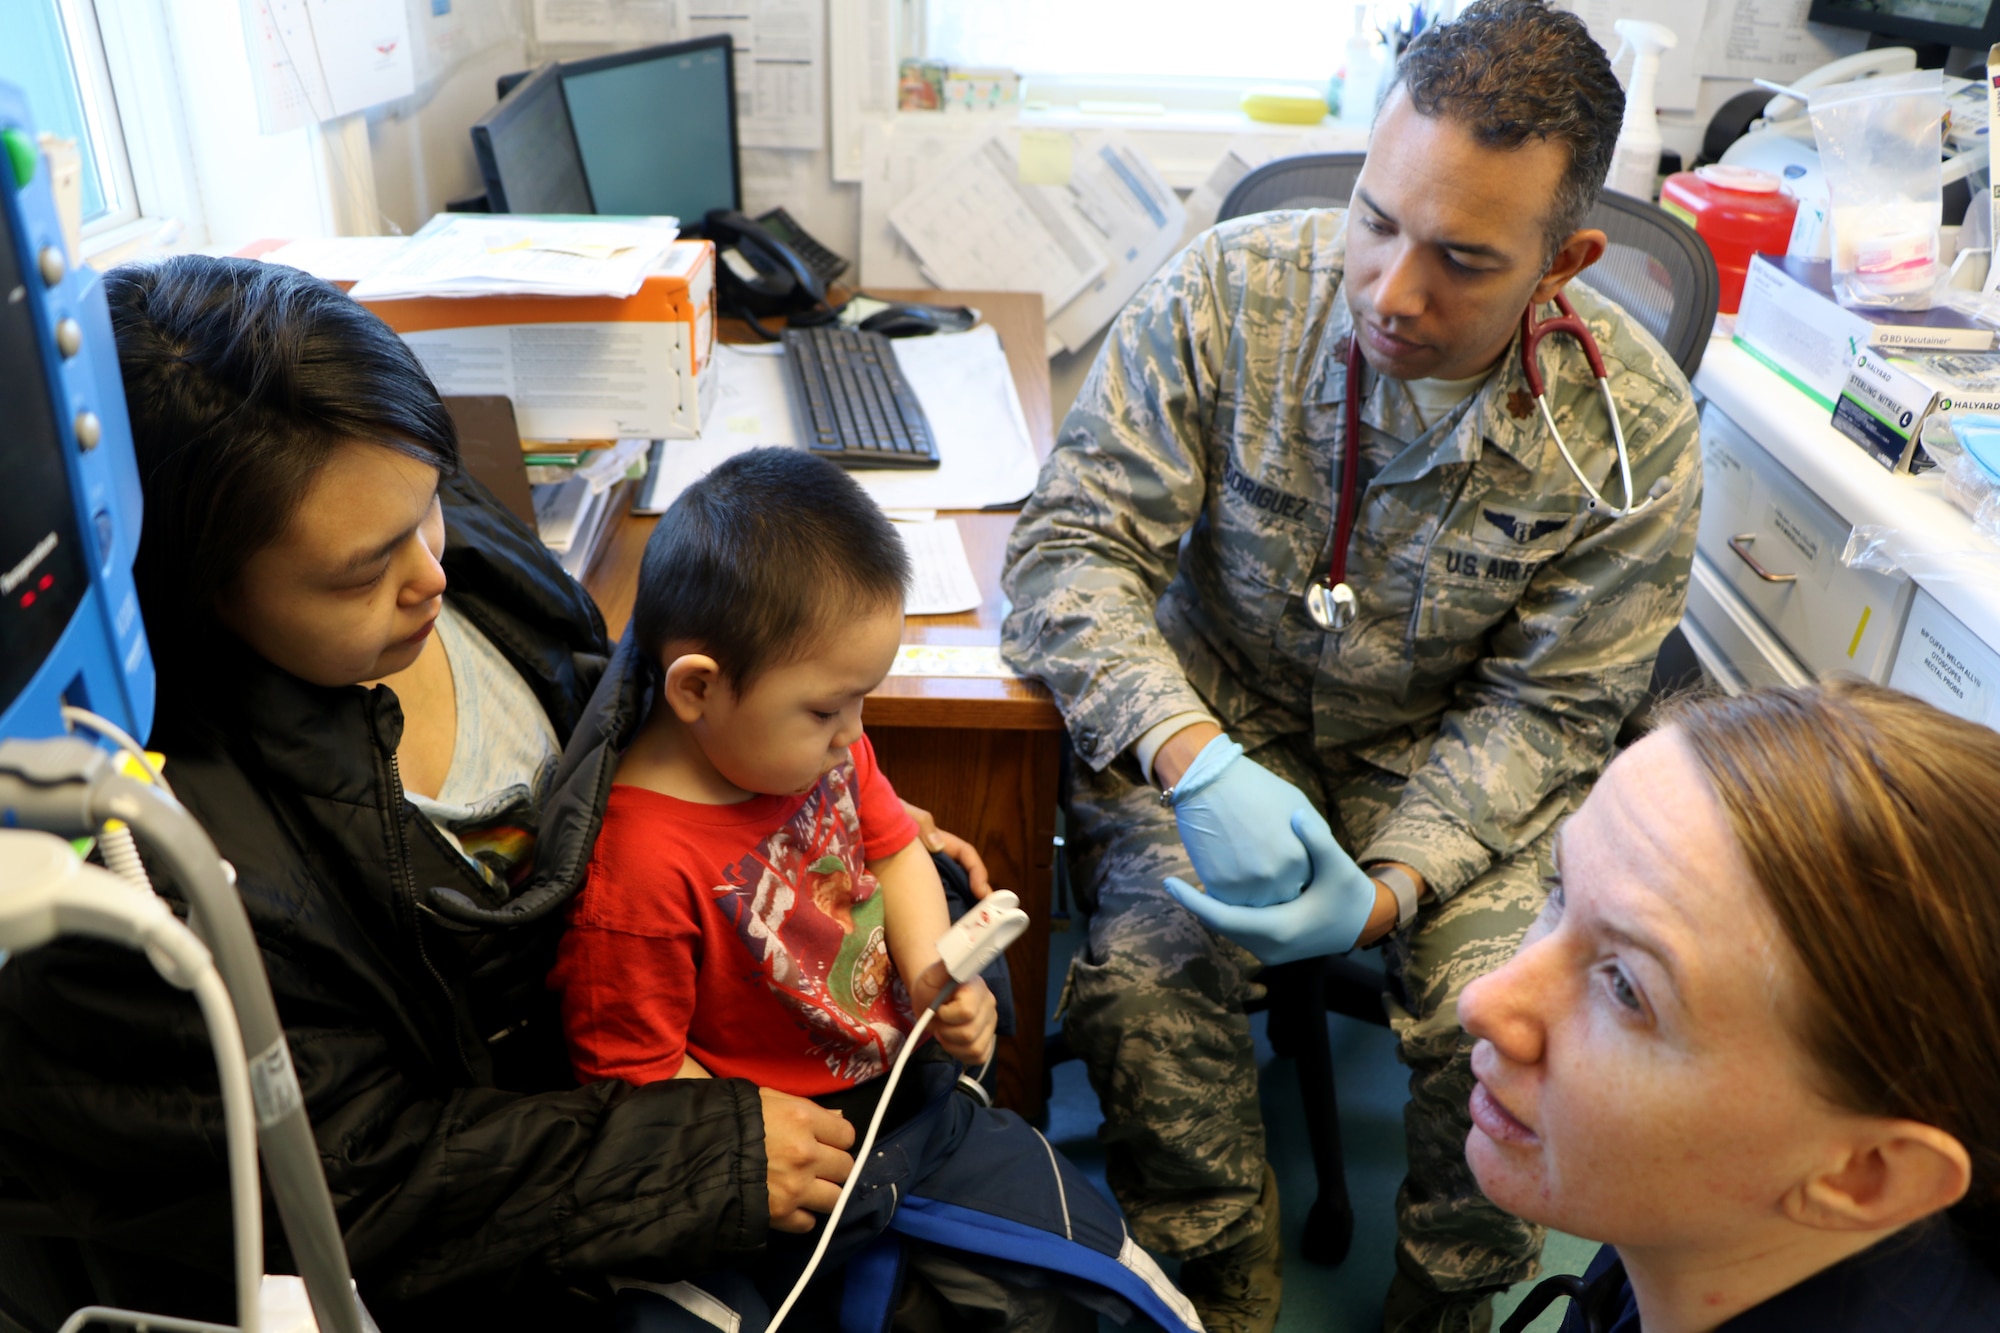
[1806,0,2000,52]
[0,81,152,745]
[472,62,595,215]
[555,34,740,221]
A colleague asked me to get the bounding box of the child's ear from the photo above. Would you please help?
[662,653,723,724]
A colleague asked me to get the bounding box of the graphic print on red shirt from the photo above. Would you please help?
[551,735,922,1094]
[711,760,915,1083]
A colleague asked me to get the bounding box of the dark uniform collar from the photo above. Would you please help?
[1549,1220,2000,1333]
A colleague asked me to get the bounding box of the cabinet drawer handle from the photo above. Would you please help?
[1729,534,1798,584]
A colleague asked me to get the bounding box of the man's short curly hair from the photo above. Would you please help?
[1380,0,1625,261]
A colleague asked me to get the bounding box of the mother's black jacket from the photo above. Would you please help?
[0,475,765,1328]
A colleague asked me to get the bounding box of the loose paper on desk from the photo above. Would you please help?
[348,216,683,301]
[893,519,983,616]
[262,237,410,285]
[688,0,827,151]
[640,328,1041,512]
[887,645,1021,679]
[242,0,416,132]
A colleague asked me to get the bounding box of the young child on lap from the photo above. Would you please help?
[549,447,994,1116]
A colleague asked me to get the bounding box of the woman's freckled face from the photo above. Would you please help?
[1457,728,1853,1253]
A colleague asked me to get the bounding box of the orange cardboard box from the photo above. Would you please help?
[357,240,717,443]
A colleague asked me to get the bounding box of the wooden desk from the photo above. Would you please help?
[584,291,1065,1119]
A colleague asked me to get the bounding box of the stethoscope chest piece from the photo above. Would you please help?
[1305,578,1358,632]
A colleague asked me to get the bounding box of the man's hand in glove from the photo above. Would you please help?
[1166,734,1333,909]
[1165,810,1378,963]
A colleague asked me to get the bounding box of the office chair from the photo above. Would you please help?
[1214,152,1720,379]
[1056,153,1722,1268]
[1216,152,1366,219]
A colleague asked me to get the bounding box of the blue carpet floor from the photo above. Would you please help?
[1036,922,1595,1332]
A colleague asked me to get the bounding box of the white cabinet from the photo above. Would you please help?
[1696,404,1913,682]
[1888,588,2000,727]
[1690,340,2000,715]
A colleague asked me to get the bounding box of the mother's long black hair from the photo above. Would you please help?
[105,255,458,694]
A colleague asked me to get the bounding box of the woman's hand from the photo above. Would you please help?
[759,1087,856,1234]
[901,800,993,899]
[910,963,998,1067]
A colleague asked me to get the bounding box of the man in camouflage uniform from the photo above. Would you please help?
[999,4,1701,1331]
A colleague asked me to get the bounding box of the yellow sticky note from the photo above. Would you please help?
[1017,130,1073,187]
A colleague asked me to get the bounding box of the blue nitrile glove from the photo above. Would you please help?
[1169,734,1330,908]
[1164,810,1378,963]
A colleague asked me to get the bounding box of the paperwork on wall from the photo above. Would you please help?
[347,216,683,301]
[881,128,1187,356]
[1693,0,1867,80]
[240,0,415,133]
[688,0,827,150]
[640,327,1040,513]
[530,0,678,45]
[829,0,896,181]
[1560,0,1704,111]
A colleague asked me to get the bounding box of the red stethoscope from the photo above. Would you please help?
[1304,293,1653,633]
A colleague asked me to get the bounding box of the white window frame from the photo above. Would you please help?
[50,0,139,236]
[30,0,206,264]
[832,6,1364,186]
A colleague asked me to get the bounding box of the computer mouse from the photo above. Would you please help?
[859,304,946,338]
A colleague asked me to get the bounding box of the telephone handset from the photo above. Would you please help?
[703,208,831,328]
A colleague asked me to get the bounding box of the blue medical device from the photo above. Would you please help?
[0,80,152,747]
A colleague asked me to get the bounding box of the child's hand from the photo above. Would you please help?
[912,962,997,1067]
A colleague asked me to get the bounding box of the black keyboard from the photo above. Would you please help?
[782,327,940,470]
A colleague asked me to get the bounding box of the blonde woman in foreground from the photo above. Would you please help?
[1467,681,2000,1332]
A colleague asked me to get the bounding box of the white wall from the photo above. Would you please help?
[151,0,339,252]
[368,39,533,234]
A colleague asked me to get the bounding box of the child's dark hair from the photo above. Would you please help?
[106,255,458,674]
[634,448,909,687]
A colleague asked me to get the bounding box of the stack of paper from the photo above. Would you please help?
[530,438,650,579]
[349,215,683,301]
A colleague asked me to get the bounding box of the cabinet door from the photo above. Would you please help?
[1888,587,2000,726]
[1696,403,1912,681]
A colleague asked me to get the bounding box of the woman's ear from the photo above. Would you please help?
[661,653,723,725]
[1787,1120,1973,1235]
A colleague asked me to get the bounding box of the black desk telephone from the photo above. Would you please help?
[704,208,848,331]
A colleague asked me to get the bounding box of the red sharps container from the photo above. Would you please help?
[1659,165,1800,315]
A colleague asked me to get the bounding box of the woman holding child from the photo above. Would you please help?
[0,257,860,1329]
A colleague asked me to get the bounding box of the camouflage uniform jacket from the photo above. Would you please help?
[1001,210,1701,901]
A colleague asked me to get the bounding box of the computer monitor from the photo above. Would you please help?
[520,34,740,223]
[1806,0,2000,53]
[471,62,595,215]
[0,80,152,745]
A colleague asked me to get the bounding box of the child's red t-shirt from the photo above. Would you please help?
[549,736,922,1094]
